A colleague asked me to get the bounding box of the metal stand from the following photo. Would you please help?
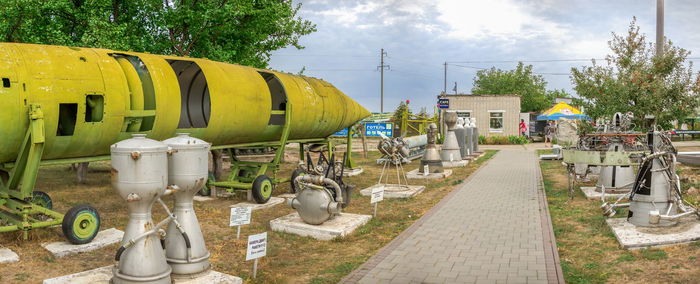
[0,105,100,243]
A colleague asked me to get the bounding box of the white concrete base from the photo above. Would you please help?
[343,168,364,177]
[270,212,371,240]
[539,154,561,160]
[406,169,453,179]
[194,195,215,202]
[41,228,123,258]
[581,187,629,200]
[606,217,700,250]
[277,193,296,200]
[43,266,241,284]
[359,184,426,198]
[230,197,285,211]
[441,160,468,168]
[0,248,19,264]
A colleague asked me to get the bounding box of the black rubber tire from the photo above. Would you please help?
[251,175,273,204]
[290,169,307,193]
[31,191,53,210]
[61,204,101,245]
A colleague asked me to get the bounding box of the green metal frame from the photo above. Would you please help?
[0,105,65,239]
[208,103,333,193]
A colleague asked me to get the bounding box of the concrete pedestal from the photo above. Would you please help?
[406,169,453,179]
[0,248,19,264]
[342,168,364,177]
[360,184,426,198]
[270,212,371,240]
[606,217,700,249]
[441,160,468,168]
[580,187,628,200]
[43,266,241,284]
[41,228,123,258]
[230,197,285,211]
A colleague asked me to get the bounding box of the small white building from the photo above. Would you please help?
[437,94,522,137]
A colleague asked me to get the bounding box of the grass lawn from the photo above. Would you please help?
[0,150,496,283]
[538,149,700,284]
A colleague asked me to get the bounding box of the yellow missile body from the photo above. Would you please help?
[0,43,370,163]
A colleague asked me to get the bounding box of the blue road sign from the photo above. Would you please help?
[365,122,393,137]
[438,98,449,109]
[332,128,349,136]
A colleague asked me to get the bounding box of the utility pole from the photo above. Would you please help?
[377,49,390,113]
[656,0,664,56]
[443,62,447,94]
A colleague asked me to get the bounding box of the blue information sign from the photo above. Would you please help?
[438,98,449,109]
[365,123,393,137]
[332,128,349,136]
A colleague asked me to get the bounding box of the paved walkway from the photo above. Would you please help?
[343,150,563,284]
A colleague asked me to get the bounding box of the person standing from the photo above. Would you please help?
[544,121,555,147]
[519,119,528,137]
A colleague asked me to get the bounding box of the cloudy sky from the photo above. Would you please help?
[268,0,700,113]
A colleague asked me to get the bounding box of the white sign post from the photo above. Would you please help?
[423,165,429,176]
[230,207,252,239]
[246,232,267,279]
[370,186,384,217]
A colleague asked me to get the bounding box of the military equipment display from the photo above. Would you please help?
[419,123,443,174]
[288,150,351,224]
[454,118,468,159]
[602,129,700,226]
[441,112,464,166]
[0,43,369,242]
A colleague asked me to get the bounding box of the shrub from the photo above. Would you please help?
[481,135,529,145]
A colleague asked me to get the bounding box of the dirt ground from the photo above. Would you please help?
[539,150,700,284]
[0,150,495,283]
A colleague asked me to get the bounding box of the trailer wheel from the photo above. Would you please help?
[62,204,100,244]
[31,191,53,210]
[341,184,353,208]
[252,175,273,204]
[290,169,307,193]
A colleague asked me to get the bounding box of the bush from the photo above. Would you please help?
[481,135,529,145]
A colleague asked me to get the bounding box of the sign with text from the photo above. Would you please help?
[246,232,267,261]
[332,128,349,136]
[438,98,449,109]
[370,186,384,204]
[365,123,393,137]
[229,207,252,227]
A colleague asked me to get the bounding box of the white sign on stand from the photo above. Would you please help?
[230,207,252,239]
[246,232,268,279]
[371,186,384,217]
[423,165,429,176]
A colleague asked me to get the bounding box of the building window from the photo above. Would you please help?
[489,111,504,132]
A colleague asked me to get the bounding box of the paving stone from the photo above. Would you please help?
[352,150,558,283]
[270,212,371,240]
[41,228,123,258]
[607,216,700,249]
[229,196,285,211]
[43,265,241,284]
[0,248,19,264]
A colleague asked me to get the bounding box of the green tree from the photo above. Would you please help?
[0,0,315,68]
[471,62,552,112]
[390,101,412,123]
[571,18,700,128]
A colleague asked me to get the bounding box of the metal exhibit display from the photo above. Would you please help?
[464,118,474,157]
[470,118,479,154]
[441,112,464,166]
[376,134,427,164]
[0,43,369,241]
[562,112,646,198]
[111,135,172,283]
[111,134,215,283]
[454,118,468,159]
[162,134,211,276]
[419,123,444,174]
[376,134,410,189]
[602,129,700,226]
[289,149,352,225]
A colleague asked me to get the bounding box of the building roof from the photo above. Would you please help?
[437,94,521,98]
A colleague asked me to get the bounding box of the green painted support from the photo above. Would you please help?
[0,105,69,240]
